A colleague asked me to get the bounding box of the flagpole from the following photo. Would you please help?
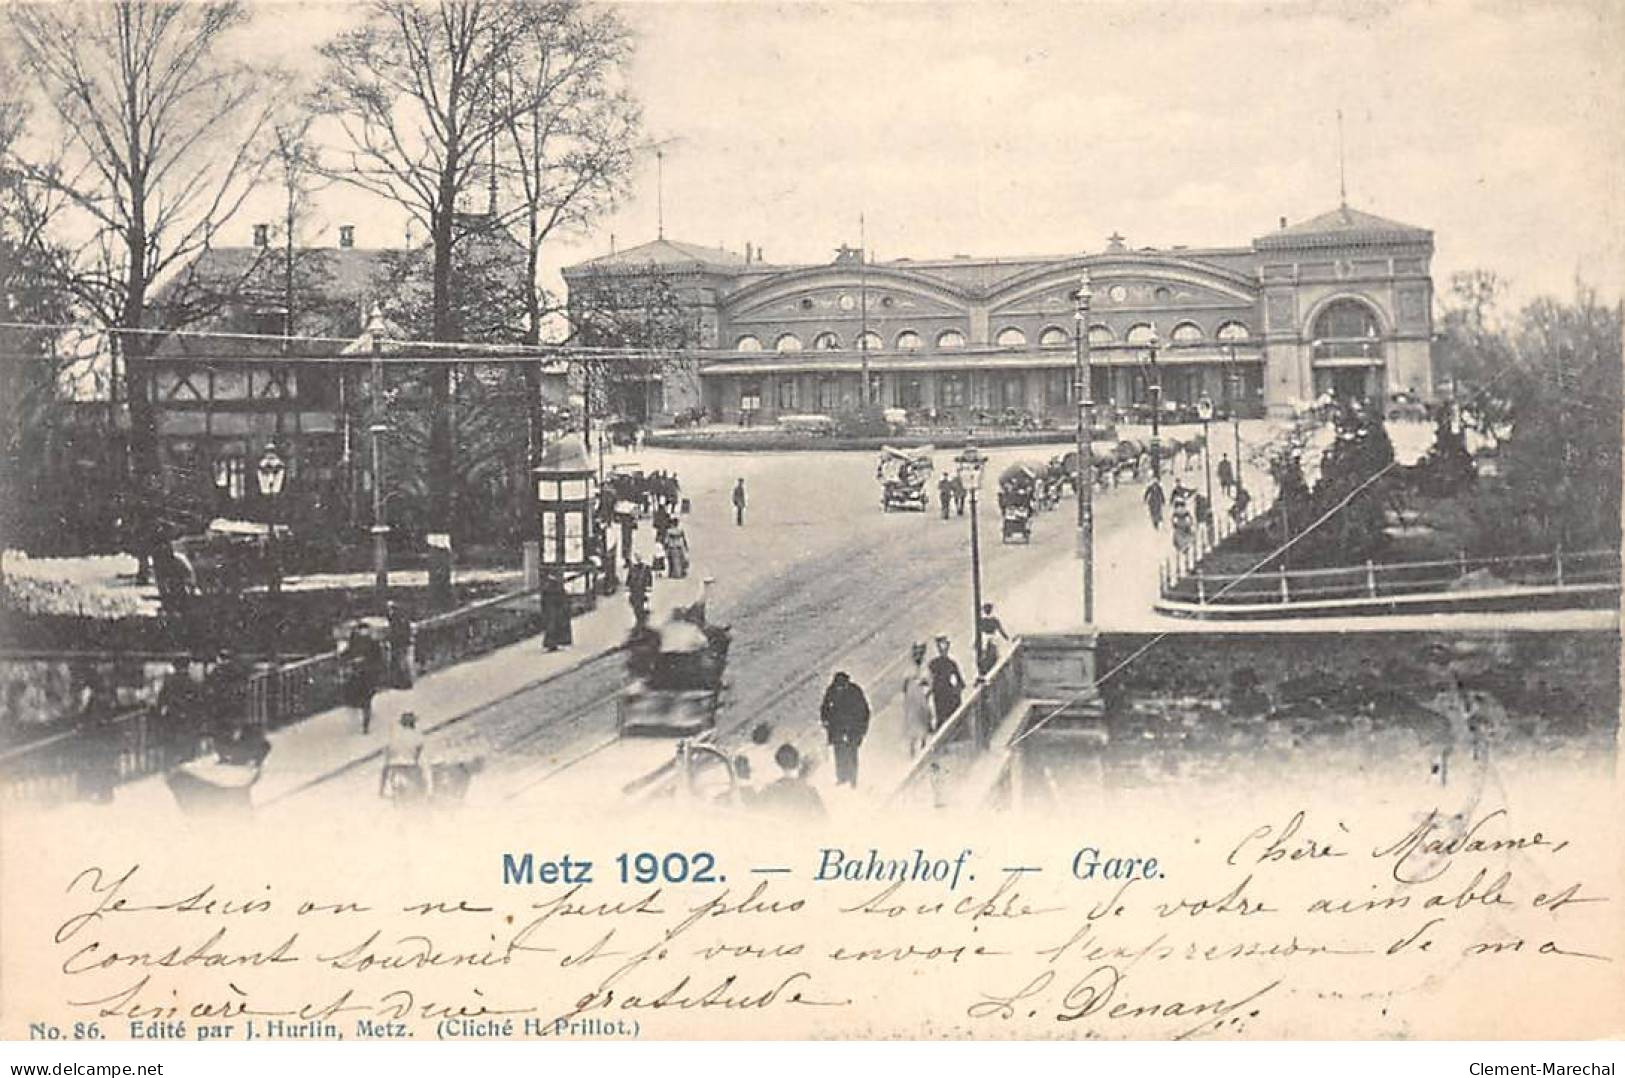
[859,212,870,408]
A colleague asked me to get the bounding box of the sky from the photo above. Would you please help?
[235,0,1624,309]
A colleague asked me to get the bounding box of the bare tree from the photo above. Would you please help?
[314,0,567,602]
[495,0,638,496]
[6,1,279,511]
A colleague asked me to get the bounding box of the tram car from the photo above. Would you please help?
[876,444,935,512]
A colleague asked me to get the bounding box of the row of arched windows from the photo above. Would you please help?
[735,320,1251,353]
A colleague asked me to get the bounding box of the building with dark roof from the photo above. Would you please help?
[562,204,1434,426]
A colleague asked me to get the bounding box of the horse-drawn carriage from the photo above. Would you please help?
[618,590,731,739]
[876,445,934,512]
[998,463,1042,543]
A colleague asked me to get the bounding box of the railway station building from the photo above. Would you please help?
[562,204,1435,426]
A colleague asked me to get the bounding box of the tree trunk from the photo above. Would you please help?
[122,208,160,585]
[427,197,456,607]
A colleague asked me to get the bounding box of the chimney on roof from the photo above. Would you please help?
[757,247,764,263]
[253,223,269,247]
[745,241,753,263]
[339,224,355,249]
[1279,216,1287,230]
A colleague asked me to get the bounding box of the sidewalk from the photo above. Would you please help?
[111,573,703,817]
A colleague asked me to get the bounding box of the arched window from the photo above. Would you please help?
[735,335,762,352]
[1125,323,1156,346]
[1171,321,1204,344]
[937,329,966,350]
[1217,321,1250,342]
[856,331,883,352]
[895,330,922,351]
[1087,324,1115,345]
[775,333,803,353]
[812,331,842,351]
[1038,326,1069,348]
[1312,299,1382,358]
[996,327,1027,349]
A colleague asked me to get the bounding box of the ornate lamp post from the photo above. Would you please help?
[1147,323,1162,479]
[364,304,391,603]
[955,443,988,680]
[1197,395,1215,543]
[1073,270,1094,624]
[255,443,287,660]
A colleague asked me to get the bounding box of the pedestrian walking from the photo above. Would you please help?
[541,574,573,651]
[1194,492,1213,531]
[753,744,826,819]
[619,510,637,568]
[1217,453,1235,497]
[1230,484,1252,524]
[627,556,654,628]
[732,478,747,526]
[154,659,202,762]
[379,711,431,801]
[1143,478,1166,530]
[819,671,870,788]
[341,624,384,734]
[74,675,121,804]
[926,635,965,730]
[386,601,414,689]
[902,642,934,754]
[938,472,953,520]
[951,473,967,517]
[661,522,690,579]
[977,603,1011,676]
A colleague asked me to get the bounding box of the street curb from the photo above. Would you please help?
[260,639,627,806]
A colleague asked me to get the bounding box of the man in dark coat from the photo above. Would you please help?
[342,626,383,734]
[1217,453,1235,497]
[1143,478,1166,530]
[819,671,870,788]
[731,478,747,526]
[926,635,965,730]
[626,557,654,628]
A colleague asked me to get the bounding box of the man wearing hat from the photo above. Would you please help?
[819,671,871,788]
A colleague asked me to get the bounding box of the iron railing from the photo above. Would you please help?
[1,584,547,804]
[1162,546,1620,607]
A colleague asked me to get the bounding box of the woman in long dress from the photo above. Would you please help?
[902,642,934,755]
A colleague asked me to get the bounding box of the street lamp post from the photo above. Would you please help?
[255,444,287,660]
[365,305,391,603]
[1147,324,1162,479]
[955,444,988,681]
[1073,270,1094,624]
[1227,343,1244,498]
[1197,396,1215,543]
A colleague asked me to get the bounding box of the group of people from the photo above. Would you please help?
[935,472,969,519]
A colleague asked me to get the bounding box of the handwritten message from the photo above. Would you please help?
[3,801,1619,1041]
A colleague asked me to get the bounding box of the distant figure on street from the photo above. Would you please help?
[754,743,826,819]
[74,675,121,804]
[977,603,1011,676]
[155,659,201,762]
[627,556,654,628]
[1194,492,1213,532]
[927,635,965,730]
[386,601,414,689]
[634,426,646,452]
[203,648,250,746]
[619,511,637,568]
[902,642,934,755]
[938,472,953,520]
[541,574,573,651]
[950,473,967,517]
[732,478,747,526]
[661,522,690,579]
[1143,478,1166,530]
[1230,484,1252,524]
[342,625,384,735]
[819,671,871,788]
[1217,453,1235,497]
[379,711,431,801]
